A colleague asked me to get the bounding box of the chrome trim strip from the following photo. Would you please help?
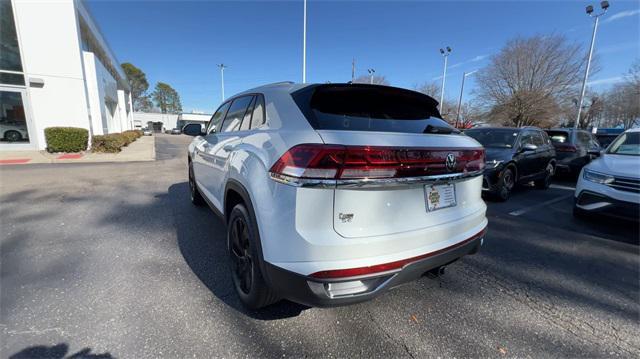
[269,170,484,188]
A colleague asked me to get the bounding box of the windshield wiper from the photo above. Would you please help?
[423,124,460,134]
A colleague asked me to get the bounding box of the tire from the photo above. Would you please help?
[188,161,205,206]
[4,130,22,142]
[228,203,279,309]
[495,167,515,202]
[534,163,554,190]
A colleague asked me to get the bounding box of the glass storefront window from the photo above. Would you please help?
[0,91,29,143]
[1,0,24,73]
[1,0,26,87]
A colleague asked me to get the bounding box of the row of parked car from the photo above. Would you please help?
[463,126,639,221]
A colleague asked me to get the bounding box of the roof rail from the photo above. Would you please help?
[262,81,295,87]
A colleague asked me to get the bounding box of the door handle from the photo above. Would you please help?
[223,144,234,151]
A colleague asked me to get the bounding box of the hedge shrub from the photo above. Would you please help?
[45,127,89,153]
[91,130,143,153]
[92,134,126,153]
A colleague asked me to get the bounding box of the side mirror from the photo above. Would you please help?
[588,149,601,157]
[183,123,204,136]
[520,143,537,152]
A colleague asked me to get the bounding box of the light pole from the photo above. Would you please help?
[575,1,609,129]
[439,46,452,113]
[217,64,227,101]
[368,68,376,84]
[302,0,307,83]
[351,58,355,83]
[455,70,477,128]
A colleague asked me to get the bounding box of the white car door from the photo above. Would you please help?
[193,101,230,210]
[205,95,255,208]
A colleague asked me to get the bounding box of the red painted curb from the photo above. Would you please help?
[57,153,83,160]
[0,158,31,165]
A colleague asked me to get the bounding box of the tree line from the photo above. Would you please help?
[121,33,639,128]
[413,35,638,129]
[120,63,182,114]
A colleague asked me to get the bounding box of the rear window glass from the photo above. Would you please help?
[292,84,450,134]
[465,128,519,148]
[546,131,570,144]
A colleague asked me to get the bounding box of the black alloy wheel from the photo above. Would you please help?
[230,215,253,295]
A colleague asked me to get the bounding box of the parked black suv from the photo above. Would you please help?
[465,127,556,201]
[544,128,600,175]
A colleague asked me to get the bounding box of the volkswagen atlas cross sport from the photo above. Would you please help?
[183,82,487,309]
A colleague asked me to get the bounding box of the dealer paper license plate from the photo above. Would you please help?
[425,183,456,212]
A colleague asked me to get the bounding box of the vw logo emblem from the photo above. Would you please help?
[445,153,456,172]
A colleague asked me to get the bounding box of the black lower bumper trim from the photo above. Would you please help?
[263,235,483,307]
[576,191,640,221]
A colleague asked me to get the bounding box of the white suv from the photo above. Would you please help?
[183,83,488,309]
[574,128,640,221]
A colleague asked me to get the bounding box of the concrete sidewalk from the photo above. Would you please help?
[0,135,155,165]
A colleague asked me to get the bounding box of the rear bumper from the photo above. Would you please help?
[263,228,485,307]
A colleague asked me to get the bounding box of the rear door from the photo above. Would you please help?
[193,101,230,208]
[514,131,538,178]
[206,95,255,206]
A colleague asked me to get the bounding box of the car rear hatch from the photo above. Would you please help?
[285,84,485,239]
[546,130,576,161]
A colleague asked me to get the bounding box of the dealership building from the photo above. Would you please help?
[1,0,133,151]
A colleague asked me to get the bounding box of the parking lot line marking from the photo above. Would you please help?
[550,184,576,191]
[509,195,573,216]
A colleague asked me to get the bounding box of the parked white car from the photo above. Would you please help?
[184,82,488,308]
[0,122,29,142]
[574,128,640,221]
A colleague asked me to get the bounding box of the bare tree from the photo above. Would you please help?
[353,74,390,86]
[414,81,441,98]
[413,81,459,121]
[476,35,586,128]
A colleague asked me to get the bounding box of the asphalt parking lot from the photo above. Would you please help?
[1,134,638,358]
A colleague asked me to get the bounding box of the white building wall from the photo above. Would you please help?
[12,0,91,150]
[133,112,179,131]
[82,51,104,135]
[117,90,129,131]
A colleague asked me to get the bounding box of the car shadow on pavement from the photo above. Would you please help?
[170,182,309,320]
[9,343,112,359]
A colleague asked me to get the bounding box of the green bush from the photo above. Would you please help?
[91,134,127,153]
[121,131,139,145]
[44,127,89,153]
[91,130,143,153]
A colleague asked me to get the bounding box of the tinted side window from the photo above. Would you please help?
[240,96,256,131]
[221,96,253,133]
[207,102,231,134]
[577,132,591,147]
[519,132,535,147]
[541,131,552,145]
[250,94,265,129]
[532,131,545,146]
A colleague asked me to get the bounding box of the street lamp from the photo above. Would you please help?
[368,68,376,84]
[455,70,477,128]
[217,64,228,101]
[575,1,609,129]
[302,0,307,83]
[439,46,452,113]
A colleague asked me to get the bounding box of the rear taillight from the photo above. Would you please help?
[269,144,485,181]
[555,144,577,152]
